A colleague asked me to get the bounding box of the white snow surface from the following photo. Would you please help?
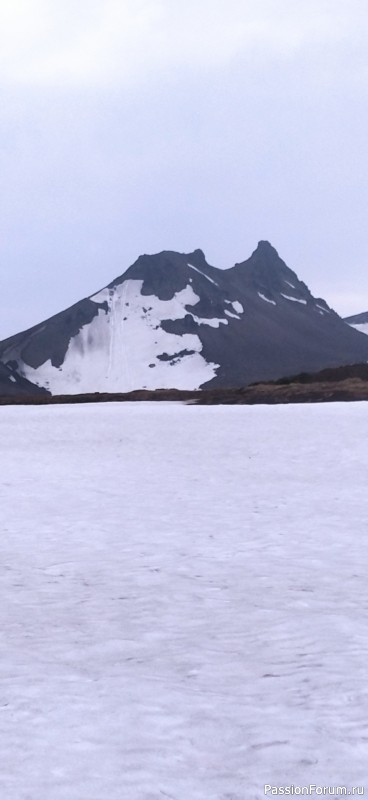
[21,281,223,394]
[280,293,307,304]
[349,322,368,336]
[231,300,243,314]
[1,401,368,799]
[223,300,244,318]
[223,299,244,318]
[224,309,239,319]
[258,292,276,305]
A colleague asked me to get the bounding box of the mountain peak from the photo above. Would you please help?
[189,248,206,263]
[250,240,282,264]
[234,240,282,270]
[234,240,287,275]
[232,241,312,300]
[255,240,278,254]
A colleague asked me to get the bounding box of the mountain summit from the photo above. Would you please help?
[1,243,368,394]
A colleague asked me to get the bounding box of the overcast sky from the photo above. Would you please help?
[1,0,368,337]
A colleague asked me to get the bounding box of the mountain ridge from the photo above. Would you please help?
[344,310,368,337]
[1,242,368,394]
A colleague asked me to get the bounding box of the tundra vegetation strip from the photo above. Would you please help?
[2,363,368,405]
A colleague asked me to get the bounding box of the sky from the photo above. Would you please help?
[1,0,368,338]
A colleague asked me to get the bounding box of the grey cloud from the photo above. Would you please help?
[1,1,368,337]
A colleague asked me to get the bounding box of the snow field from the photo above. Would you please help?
[21,280,226,394]
[1,402,368,799]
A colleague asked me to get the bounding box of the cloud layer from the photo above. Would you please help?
[1,0,366,87]
[1,1,368,337]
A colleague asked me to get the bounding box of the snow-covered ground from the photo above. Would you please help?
[1,401,368,799]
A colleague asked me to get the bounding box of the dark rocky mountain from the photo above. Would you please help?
[1,241,368,394]
[344,311,368,336]
[0,361,48,397]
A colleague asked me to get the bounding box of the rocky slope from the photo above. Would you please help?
[345,311,368,336]
[0,361,48,397]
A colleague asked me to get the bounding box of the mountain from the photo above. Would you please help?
[344,311,368,336]
[1,241,368,394]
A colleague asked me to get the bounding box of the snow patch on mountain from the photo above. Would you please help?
[258,292,276,305]
[222,300,243,320]
[21,281,221,393]
[187,263,219,287]
[280,293,307,304]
